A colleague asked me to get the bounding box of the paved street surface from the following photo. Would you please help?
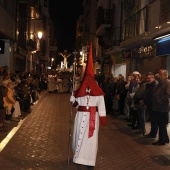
[0,91,170,170]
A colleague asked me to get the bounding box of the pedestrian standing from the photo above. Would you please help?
[127,74,141,129]
[143,72,158,138]
[115,76,127,117]
[70,44,106,170]
[152,69,170,145]
[101,76,113,114]
[133,74,147,135]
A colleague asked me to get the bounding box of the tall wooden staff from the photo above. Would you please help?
[67,50,77,169]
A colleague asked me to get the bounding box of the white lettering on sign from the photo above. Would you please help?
[138,45,154,57]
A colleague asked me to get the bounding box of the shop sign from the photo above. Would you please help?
[137,45,155,57]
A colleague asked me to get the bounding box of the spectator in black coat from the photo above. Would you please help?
[101,77,113,114]
[152,69,170,145]
[143,72,158,138]
[115,76,127,116]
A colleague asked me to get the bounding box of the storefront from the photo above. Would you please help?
[132,44,163,74]
[111,51,131,80]
[156,36,170,73]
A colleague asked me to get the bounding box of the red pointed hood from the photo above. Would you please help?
[75,43,104,97]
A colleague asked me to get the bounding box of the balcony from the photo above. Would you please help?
[96,7,113,36]
[123,6,149,40]
[100,27,121,49]
[120,6,153,49]
[110,27,121,46]
[27,34,37,51]
[104,27,125,54]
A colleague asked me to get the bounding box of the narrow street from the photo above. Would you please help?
[0,91,170,170]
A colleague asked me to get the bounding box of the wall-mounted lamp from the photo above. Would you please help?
[51,58,54,66]
[155,26,161,29]
[38,31,43,39]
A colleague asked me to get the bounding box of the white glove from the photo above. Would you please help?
[70,95,75,103]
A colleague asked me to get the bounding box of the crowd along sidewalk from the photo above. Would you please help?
[0,91,45,146]
[0,92,170,169]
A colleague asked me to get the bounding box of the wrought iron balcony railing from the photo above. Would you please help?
[101,27,121,49]
[110,27,121,46]
[96,7,113,29]
[122,6,149,41]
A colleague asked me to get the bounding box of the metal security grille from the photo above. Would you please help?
[136,56,163,74]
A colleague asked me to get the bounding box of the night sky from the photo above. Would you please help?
[49,0,83,53]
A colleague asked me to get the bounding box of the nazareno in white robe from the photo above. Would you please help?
[72,95,106,166]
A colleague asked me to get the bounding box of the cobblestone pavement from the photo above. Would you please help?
[0,91,170,170]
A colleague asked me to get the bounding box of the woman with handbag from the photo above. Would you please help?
[128,74,141,129]
[4,82,21,123]
[133,74,147,135]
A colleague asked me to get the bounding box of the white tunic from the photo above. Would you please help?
[72,95,106,166]
[48,76,55,92]
[12,101,21,118]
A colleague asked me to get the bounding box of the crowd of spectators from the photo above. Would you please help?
[96,69,170,146]
[0,65,47,132]
[0,65,169,146]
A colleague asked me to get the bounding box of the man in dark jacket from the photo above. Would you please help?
[101,77,113,114]
[152,69,170,145]
[133,74,146,135]
[143,72,158,138]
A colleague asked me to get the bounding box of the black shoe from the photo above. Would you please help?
[144,134,156,138]
[152,141,165,145]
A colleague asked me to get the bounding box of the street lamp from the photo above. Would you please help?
[51,58,54,66]
[79,50,86,77]
[38,31,43,39]
[37,31,43,73]
[80,51,84,62]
